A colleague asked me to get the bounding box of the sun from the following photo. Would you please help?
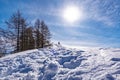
[63,6,82,23]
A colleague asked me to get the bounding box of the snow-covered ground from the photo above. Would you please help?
[0,45,120,80]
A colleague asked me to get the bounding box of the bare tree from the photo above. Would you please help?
[6,11,27,52]
[34,19,42,48]
[0,11,52,54]
[40,21,51,47]
[20,27,35,50]
[34,19,51,48]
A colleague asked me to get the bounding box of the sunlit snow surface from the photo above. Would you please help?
[0,45,120,80]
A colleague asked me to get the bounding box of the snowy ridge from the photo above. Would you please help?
[0,45,120,80]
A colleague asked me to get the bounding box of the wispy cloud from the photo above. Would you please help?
[0,0,120,48]
[51,26,120,48]
[82,0,120,26]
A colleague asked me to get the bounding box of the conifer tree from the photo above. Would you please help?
[6,11,27,52]
[34,19,42,48]
[40,21,51,47]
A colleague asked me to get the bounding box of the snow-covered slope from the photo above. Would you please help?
[0,45,120,80]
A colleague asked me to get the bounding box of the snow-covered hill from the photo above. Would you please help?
[0,45,120,80]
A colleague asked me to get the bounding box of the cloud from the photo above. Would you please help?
[1,0,119,48]
[52,39,104,48]
[77,0,120,27]
[1,0,120,28]
[53,37,120,48]
[51,26,120,48]
[16,0,118,28]
[42,0,120,27]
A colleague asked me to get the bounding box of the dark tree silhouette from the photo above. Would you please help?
[34,19,42,48]
[40,21,51,47]
[20,18,27,51]
[6,11,27,52]
[34,19,51,48]
[20,27,35,50]
[0,10,52,54]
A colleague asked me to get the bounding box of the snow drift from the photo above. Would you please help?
[0,45,120,80]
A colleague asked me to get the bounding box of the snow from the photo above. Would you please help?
[0,45,120,80]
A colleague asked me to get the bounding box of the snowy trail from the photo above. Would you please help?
[0,46,120,80]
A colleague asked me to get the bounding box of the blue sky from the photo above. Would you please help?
[0,0,120,48]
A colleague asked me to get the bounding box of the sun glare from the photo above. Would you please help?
[63,6,82,23]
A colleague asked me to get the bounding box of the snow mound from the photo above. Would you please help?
[0,45,120,80]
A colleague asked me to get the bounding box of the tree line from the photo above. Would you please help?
[0,11,51,54]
